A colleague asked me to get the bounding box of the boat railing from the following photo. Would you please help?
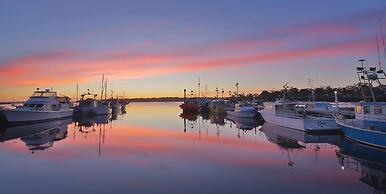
[336,114,357,127]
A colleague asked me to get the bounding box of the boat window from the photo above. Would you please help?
[374,106,382,114]
[363,105,370,114]
[35,104,44,108]
[355,105,362,114]
[52,104,59,110]
[25,104,34,108]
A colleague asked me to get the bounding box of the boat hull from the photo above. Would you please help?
[2,109,73,123]
[337,120,386,149]
[260,109,338,132]
[180,103,200,113]
[75,106,111,115]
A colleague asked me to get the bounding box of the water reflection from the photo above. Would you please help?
[179,111,265,139]
[73,114,112,156]
[337,138,386,193]
[0,102,383,194]
[260,122,341,168]
[0,118,72,153]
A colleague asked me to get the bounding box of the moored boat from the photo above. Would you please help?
[259,85,339,132]
[226,102,256,118]
[1,88,73,123]
[74,91,111,115]
[180,100,200,113]
[335,62,386,149]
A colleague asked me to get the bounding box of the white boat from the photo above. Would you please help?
[74,92,111,115]
[1,88,73,123]
[226,102,256,118]
[259,85,339,132]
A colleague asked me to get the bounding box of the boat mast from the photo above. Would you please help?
[76,84,79,102]
[308,78,315,102]
[104,79,107,100]
[198,77,201,99]
[101,74,104,100]
[236,83,239,98]
[184,89,186,100]
[357,59,376,102]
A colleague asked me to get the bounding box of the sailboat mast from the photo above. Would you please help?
[101,74,104,100]
[76,84,79,102]
[104,79,107,100]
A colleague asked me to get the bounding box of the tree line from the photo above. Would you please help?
[234,84,386,102]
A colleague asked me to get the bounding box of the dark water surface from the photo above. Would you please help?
[0,102,384,194]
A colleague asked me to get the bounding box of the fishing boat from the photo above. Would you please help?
[1,88,73,123]
[335,61,386,148]
[180,100,200,113]
[226,102,256,118]
[74,91,111,115]
[180,89,200,113]
[259,84,339,132]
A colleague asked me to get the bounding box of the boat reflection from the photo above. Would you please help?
[0,118,72,153]
[74,114,111,156]
[260,123,340,168]
[226,115,264,138]
[74,114,110,137]
[226,114,262,130]
[336,138,386,193]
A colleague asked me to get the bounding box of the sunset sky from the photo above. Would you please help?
[1,0,386,101]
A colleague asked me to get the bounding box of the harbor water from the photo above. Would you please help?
[0,102,384,194]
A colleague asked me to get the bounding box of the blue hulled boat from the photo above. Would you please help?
[337,102,386,148]
[336,60,386,149]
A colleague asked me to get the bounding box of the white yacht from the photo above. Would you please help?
[1,88,73,123]
[226,102,256,118]
[74,91,111,115]
[259,85,338,132]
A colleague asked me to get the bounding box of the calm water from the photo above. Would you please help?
[0,102,384,194]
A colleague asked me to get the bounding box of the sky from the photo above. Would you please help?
[1,0,386,101]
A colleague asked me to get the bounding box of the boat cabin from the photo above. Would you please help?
[305,102,334,111]
[274,102,305,118]
[23,88,66,111]
[354,101,386,121]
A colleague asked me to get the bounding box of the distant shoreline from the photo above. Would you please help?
[0,97,186,104]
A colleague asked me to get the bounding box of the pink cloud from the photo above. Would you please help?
[0,36,375,89]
